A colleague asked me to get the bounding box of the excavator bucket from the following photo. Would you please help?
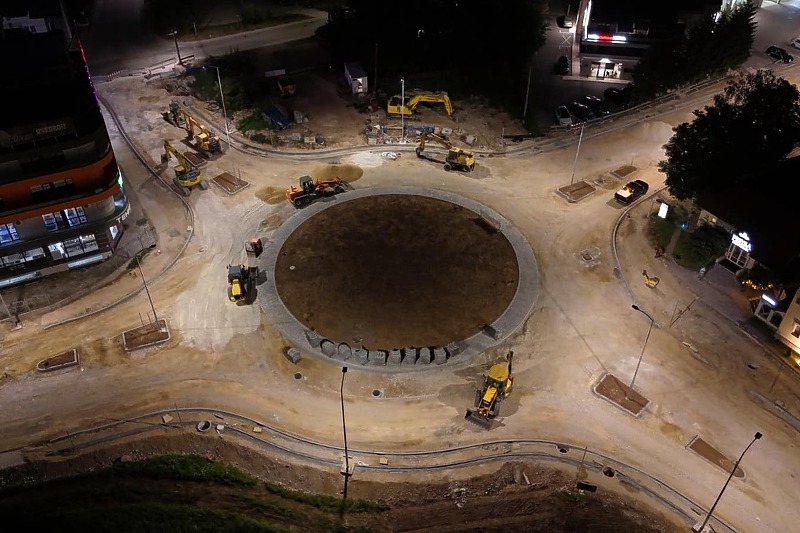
[464,408,493,429]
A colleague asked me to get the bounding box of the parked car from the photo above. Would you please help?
[554,55,570,75]
[555,106,573,126]
[556,15,574,29]
[614,180,649,204]
[581,95,610,116]
[767,45,794,63]
[567,102,592,122]
[604,86,632,107]
[790,36,800,49]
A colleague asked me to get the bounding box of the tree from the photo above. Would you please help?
[632,2,756,101]
[659,70,800,200]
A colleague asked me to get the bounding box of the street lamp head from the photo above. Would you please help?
[342,366,348,374]
[632,304,640,310]
[755,431,763,440]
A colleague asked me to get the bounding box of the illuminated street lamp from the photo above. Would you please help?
[203,65,232,152]
[693,432,763,533]
[167,29,182,64]
[627,304,654,400]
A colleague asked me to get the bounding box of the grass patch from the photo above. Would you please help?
[238,111,272,133]
[250,133,273,144]
[33,502,288,533]
[263,481,389,513]
[101,454,257,486]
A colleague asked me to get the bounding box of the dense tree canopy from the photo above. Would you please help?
[632,2,756,101]
[317,0,547,98]
[659,70,800,200]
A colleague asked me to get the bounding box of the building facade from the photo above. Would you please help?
[575,0,753,80]
[775,287,800,362]
[0,16,129,288]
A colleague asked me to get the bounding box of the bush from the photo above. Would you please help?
[672,223,729,270]
[238,112,272,132]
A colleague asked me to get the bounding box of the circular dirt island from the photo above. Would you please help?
[273,194,520,350]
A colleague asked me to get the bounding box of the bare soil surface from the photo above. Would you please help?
[0,434,682,533]
[274,194,519,349]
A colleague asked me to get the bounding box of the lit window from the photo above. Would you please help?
[793,321,800,339]
[53,180,66,187]
[42,212,65,232]
[24,247,45,261]
[31,185,43,193]
[80,234,98,252]
[64,207,87,227]
[63,238,83,257]
[0,223,20,245]
[1,253,25,266]
[110,224,119,240]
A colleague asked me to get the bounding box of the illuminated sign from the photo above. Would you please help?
[586,34,627,43]
[731,231,752,252]
[657,202,669,219]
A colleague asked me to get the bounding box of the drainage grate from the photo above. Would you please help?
[294,372,304,380]
[371,389,384,398]
[603,467,615,478]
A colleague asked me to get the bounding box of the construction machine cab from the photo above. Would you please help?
[300,175,315,195]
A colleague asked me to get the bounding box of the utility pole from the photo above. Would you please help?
[522,65,532,119]
[569,123,586,185]
[373,43,378,95]
[400,77,405,142]
[627,304,654,400]
[136,255,158,323]
[168,29,182,65]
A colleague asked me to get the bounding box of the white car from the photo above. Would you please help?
[791,36,800,49]
[555,106,573,126]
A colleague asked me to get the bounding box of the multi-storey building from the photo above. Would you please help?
[0,12,129,288]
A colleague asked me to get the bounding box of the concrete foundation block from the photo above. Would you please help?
[320,340,337,358]
[445,342,465,358]
[402,347,417,365]
[337,343,352,361]
[368,350,387,366]
[433,347,448,365]
[285,347,302,364]
[417,347,432,364]
[304,330,323,348]
[388,349,402,365]
[351,347,369,365]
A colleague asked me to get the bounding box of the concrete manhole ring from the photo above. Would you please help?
[259,186,539,372]
[196,421,211,432]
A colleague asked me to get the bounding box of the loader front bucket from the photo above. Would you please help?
[465,408,493,430]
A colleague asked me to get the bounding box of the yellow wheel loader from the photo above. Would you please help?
[227,264,259,304]
[465,351,514,429]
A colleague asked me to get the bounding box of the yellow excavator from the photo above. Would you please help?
[161,140,208,196]
[465,351,514,429]
[387,91,454,117]
[184,113,222,155]
[416,132,476,172]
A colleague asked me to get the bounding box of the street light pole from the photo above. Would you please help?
[400,77,405,143]
[569,122,585,185]
[340,366,350,478]
[168,29,182,64]
[627,304,654,400]
[205,65,231,152]
[136,255,158,323]
[693,432,763,533]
